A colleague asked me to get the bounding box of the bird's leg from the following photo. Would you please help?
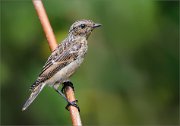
[53,84,69,103]
[53,82,80,112]
[62,81,80,112]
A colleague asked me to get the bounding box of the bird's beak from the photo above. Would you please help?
[93,23,102,28]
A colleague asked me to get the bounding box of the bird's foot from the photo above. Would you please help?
[54,89,80,112]
[55,81,80,112]
[61,81,75,93]
[66,99,80,112]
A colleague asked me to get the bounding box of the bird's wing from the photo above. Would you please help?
[30,41,81,91]
[41,44,64,74]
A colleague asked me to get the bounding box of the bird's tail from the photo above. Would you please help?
[22,83,46,111]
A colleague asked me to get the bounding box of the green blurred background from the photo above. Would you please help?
[1,0,179,125]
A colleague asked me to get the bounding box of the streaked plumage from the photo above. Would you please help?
[22,20,101,111]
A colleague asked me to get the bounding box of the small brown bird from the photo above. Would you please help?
[22,20,101,111]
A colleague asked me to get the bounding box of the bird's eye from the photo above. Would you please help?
[80,24,86,29]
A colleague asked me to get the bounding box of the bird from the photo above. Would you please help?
[22,20,101,111]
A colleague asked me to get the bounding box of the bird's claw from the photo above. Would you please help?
[66,99,80,112]
[61,81,75,93]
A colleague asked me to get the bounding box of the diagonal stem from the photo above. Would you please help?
[32,0,82,125]
[32,0,57,51]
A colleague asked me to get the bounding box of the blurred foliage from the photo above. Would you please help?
[1,0,179,125]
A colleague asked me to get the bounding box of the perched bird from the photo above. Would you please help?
[22,20,101,111]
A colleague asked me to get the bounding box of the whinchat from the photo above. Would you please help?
[22,20,101,111]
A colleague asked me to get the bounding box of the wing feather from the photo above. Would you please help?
[30,40,81,91]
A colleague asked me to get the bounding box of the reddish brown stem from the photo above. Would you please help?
[32,0,82,125]
[65,86,82,125]
[32,0,57,51]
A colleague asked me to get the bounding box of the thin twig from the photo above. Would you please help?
[32,0,57,51]
[32,0,82,125]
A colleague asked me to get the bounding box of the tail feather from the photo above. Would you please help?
[22,83,45,111]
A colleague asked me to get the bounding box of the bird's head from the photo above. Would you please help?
[69,20,101,39]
